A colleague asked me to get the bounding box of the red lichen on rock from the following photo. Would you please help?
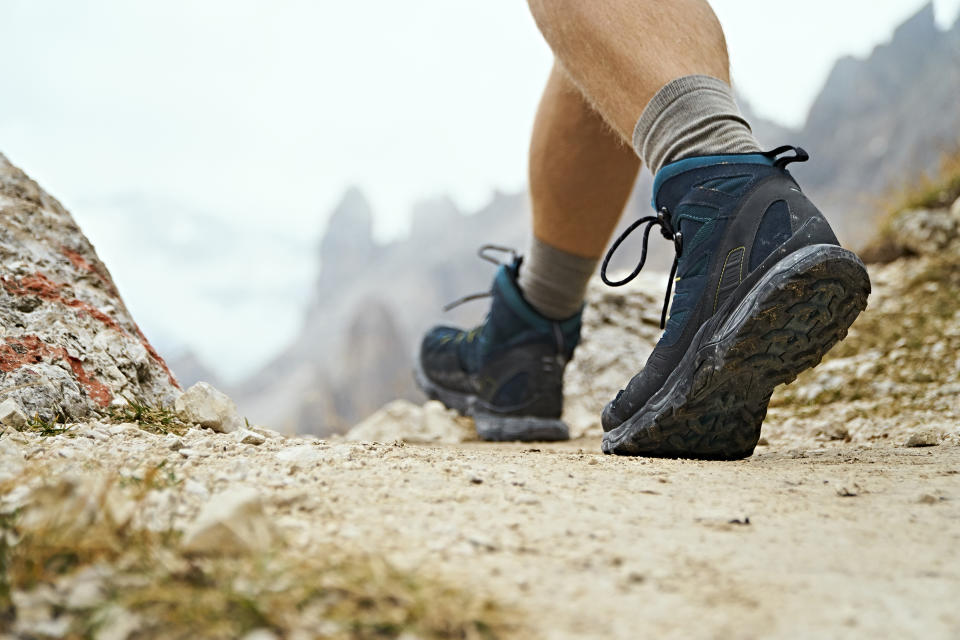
[0,335,112,407]
[61,246,121,298]
[133,323,180,388]
[1,272,179,388]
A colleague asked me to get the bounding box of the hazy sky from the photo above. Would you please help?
[0,0,956,378]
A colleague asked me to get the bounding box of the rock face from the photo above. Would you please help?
[791,3,960,243]
[0,153,179,420]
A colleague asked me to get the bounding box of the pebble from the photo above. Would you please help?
[0,397,28,427]
[181,486,280,555]
[237,428,266,446]
[905,429,942,447]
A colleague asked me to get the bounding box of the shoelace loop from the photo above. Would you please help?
[600,146,810,330]
[442,244,518,312]
[600,206,682,329]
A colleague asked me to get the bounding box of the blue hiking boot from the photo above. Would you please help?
[415,246,581,442]
[600,147,870,459]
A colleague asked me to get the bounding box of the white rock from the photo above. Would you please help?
[184,479,210,499]
[236,428,266,446]
[181,486,279,554]
[276,445,328,465]
[345,399,473,444]
[95,604,141,640]
[905,429,942,447]
[164,433,184,451]
[950,195,960,221]
[173,382,243,433]
[0,397,28,427]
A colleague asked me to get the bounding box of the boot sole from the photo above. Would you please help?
[602,244,871,460]
[413,365,569,442]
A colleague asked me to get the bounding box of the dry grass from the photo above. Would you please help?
[861,145,960,263]
[106,398,191,436]
[0,474,513,639]
[771,254,960,411]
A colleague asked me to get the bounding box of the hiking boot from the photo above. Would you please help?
[599,147,870,459]
[415,246,581,442]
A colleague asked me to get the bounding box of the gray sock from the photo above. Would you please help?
[517,237,596,320]
[632,75,760,175]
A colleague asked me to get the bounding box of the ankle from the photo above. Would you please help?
[517,237,594,320]
[633,75,760,175]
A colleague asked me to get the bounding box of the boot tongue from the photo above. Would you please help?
[652,153,775,212]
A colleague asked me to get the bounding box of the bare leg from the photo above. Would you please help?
[529,62,640,259]
[526,0,730,141]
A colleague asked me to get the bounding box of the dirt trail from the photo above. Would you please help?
[283,439,960,639]
[4,426,959,639]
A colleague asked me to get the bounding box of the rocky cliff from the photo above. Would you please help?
[791,3,960,241]
[0,154,180,423]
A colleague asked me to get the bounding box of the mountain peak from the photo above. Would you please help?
[891,2,937,45]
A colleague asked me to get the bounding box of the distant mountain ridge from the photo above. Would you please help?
[789,3,960,240]
[230,3,960,433]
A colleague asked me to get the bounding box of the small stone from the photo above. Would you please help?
[276,446,327,465]
[184,479,209,499]
[236,428,266,446]
[0,398,28,428]
[178,448,197,459]
[164,434,184,451]
[181,486,280,554]
[905,429,942,447]
[64,575,104,609]
[917,493,939,504]
[96,605,141,640]
[174,382,243,433]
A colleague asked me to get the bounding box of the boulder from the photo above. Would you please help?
[0,153,180,421]
[174,381,243,433]
[890,208,958,255]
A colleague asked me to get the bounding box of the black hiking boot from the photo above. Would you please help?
[415,246,581,442]
[600,147,870,459]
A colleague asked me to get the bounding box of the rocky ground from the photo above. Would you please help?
[2,255,958,638]
[2,201,960,638]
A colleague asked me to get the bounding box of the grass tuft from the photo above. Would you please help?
[0,476,514,639]
[17,412,72,437]
[861,144,960,263]
[107,397,189,435]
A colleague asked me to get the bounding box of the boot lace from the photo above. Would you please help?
[441,244,517,311]
[600,145,810,329]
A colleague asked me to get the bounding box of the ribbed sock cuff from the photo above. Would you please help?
[516,237,595,320]
[632,75,760,175]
